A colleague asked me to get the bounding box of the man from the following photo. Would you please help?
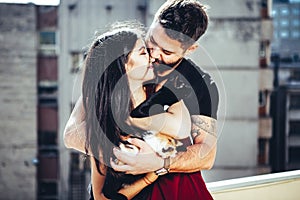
[111,0,218,175]
[64,0,218,199]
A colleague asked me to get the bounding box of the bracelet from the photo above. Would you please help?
[143,176,153,185]
[155,157,170,176]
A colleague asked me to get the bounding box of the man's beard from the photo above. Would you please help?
[153,58,183,77]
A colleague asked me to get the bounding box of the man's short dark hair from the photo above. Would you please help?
[155,0,208,48]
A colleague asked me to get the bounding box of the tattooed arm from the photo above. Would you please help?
[151,114,218,173]
[112,114,217,174]
[191,115,217,156]
[167,115,217,172]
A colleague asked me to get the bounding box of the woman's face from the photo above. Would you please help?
[125,38,155,82]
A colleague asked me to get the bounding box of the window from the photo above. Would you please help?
[290,94,300,109]
[280,30,289,38]
[38,181,58,197]
[291,31,300,38]
[38,81,58,107]
[292,19,300,27]
[280,19,289,27]
[259,42,267,57]
[40,31,56,45]
[39,31,58,55]
[280,8,289,16]
[292,8,300,15]
[38,131,57,146]
[272,9,277,17]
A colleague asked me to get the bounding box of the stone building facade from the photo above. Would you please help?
[0,3,37,200]
[0,3,59,200]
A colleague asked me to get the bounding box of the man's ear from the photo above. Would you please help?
[185,43,198,55]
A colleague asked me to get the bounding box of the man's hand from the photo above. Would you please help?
[111,138,163,175]
[111,115,218,175]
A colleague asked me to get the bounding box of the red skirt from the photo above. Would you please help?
[147,171,213,200]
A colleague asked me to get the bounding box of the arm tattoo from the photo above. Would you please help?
[191,115,217,139]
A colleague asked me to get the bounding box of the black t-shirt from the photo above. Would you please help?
[131,58,219,119]
[172,58,219,118]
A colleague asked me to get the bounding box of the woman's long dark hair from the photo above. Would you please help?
[82,27,143,174]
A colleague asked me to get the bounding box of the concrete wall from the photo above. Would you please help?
[0,4,37,199]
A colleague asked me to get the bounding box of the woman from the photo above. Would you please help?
[81,24,191,200]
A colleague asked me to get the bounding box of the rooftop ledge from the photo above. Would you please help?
[207,170,300,200]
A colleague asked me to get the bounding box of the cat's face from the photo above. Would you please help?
[143,132,182,158]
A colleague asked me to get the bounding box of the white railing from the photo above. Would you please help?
[207,170,300,200]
